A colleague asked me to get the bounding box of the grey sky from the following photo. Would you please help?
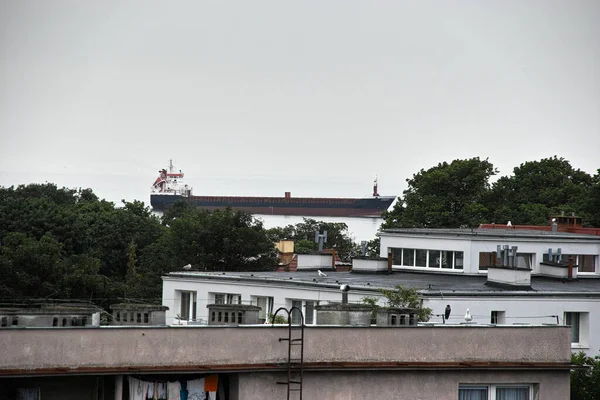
[1,1,599,204]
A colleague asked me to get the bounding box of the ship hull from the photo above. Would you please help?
[151,194,395,218]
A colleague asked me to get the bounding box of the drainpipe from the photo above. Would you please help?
[568,256,574,280]
[387,248,393,273]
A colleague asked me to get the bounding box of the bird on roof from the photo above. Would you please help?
[318,270,327,277]
[507,221,512,227]
[445,305,451,320]
[464,309,472,323]
[182,264,192,270]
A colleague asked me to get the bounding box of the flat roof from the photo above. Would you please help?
[165,270,600,297]
[380,228,600,241]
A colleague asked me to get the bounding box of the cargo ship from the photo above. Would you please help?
[150,161,396,217]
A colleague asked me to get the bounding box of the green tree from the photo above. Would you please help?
[571,351,600,400]
[362,285,432,322]
[383,158,496,229]
[157,207,278,272]
[486,156,594,225]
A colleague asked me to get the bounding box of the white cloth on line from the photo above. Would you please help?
[208,392,216,400]
[167,381,181,400]
[187,378,206,400]
[128,377,149,400]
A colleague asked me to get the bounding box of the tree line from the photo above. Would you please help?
[0,155,598,306]
[382,156,600,229]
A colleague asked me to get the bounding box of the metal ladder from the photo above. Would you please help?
[272,306,305,400]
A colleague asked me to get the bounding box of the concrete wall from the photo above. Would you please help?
[237,370,569,400]
[352,257,388,273]
[425,296,600,355]
[0,326,570,375]
[296,254,332,270]
[487,267,531,287]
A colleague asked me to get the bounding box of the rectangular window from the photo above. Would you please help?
[291,300,303,324]
[579,255,596,273]
[455,251,464,269]
[428,250,441,268]
[459,385,531,400]
[256,296,274,323]
[180,292,191,321]
[496,386,530,399]
[214,293,241,304]
[515,253,533,269]
[402,248,414,266]
[479,252,498,270]
[415,249,427,267]
[458,386,488,400]
[491,311,505,324]
[441,250,453,269]
[392,248,403,265]
[565,312,580,343]
[305,301,315,325]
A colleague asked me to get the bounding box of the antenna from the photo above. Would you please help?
[315,230,327,252]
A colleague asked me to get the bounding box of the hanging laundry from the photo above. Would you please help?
[128,377,150,400]
[208,393,216,400]
[167,381,181,400]
[146,382,155,399]
[204,375,218,392]
[157,382,167,400]
[187,378,206,400]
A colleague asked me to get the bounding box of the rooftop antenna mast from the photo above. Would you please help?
[315,230,327,252]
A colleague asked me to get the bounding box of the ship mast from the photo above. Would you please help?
[373,175,379,197]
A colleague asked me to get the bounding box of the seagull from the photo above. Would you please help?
[507,221,512,227]
[318,270,327,277]
[445,305,451,320]
[464,309,472,323]
[183,264,192,270]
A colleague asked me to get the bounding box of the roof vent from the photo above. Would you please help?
[485,245,532,290]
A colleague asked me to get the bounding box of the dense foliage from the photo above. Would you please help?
[383,156,600,229]
[362,284,433,322]
[0,185,277,304]
[571,352,600,400]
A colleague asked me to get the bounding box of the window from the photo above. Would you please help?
[52,317,58,327]
[143,313,149,323]
[214,293,241,304]
[136,313,142,323]
[459,385,531,400]
[479,252,497,270]
[391,248,464,270]
[565,312,580,343]
[1,316,7,327]
[255,296,274,323]
[491,311,505,325]
[179,291,197,321]
[415,249,427,267]
[116,312,120,322]
[291,300,317,324]
[560,254,597,273]
[12,316,18,326]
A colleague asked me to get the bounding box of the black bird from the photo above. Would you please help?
[444,304,451,320]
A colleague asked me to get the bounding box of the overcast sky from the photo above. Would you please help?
[1,1,599,204]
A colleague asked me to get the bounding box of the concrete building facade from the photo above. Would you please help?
[0,325,572,399]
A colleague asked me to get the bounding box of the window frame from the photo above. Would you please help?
[391,247,464,271]
[459,384,532,400]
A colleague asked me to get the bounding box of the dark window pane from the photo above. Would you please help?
[496,387,529,400]
[392,248,402,265]
[455,252,464,269]
[580,255,596,273]
[402,248,414,266]
[441,251,453,269]
[428,250,440,268]
[416,249,427,267]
